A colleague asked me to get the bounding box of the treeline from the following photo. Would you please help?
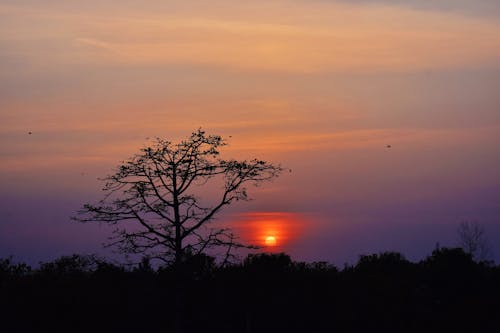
[1,248,499,332]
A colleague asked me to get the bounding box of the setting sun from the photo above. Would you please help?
[228,212,306,250]
[265,235,277,246]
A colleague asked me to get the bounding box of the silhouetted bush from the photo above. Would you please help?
[243,252,292,273]
[38,254,97,277]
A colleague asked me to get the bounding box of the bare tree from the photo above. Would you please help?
[457,220,491,262]
[75,129,282,266]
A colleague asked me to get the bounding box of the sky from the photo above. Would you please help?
[1,0,499,266]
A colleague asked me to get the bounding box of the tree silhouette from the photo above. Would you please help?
[38,254,97,277]
[457,221,491,262]
[75,129,282,266]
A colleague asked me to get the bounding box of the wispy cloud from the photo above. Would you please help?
[2,1,500,73]
[326,0,500,19]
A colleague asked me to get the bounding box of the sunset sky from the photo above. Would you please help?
[1,0,499,265]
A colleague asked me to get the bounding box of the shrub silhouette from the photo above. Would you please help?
[243,252,292,273]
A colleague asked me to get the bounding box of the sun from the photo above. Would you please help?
[264,235,277,246]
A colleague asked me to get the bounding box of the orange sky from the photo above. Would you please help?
[1,0,499,264]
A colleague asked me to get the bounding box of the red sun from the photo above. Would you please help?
[264,235,277,246]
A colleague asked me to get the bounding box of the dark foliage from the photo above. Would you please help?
[1,248,499,333]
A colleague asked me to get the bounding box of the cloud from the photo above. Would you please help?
[2,1,500,74]
[69,12,500,72]
[325,0,500,18]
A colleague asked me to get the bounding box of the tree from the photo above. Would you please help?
[75,129,282,266]
[457,221,491,262]
[38,254,97,276]
[354,252,412,274]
